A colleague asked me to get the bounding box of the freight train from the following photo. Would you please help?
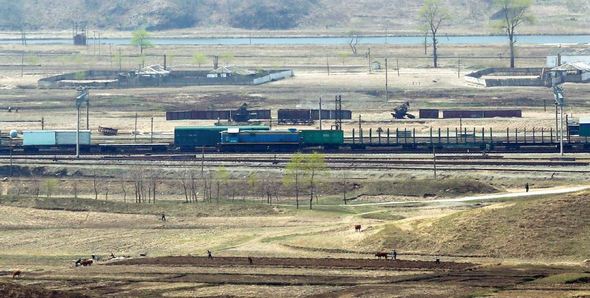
[11,126,345,153]
[8,125,590,154]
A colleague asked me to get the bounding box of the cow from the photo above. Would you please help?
[354,225,362,232]
[375,252,388,260]
[12,270,21,279]
[75,259,93,267]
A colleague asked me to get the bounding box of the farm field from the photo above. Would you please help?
[1,186,590,297]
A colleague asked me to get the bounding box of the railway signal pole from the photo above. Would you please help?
[75,88,89,159]
[553,85,565,156]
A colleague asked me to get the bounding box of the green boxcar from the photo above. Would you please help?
[580,123,590,137]
[300,130,344,146]
[175,126,269,148]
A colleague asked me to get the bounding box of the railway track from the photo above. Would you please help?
[1,153,589,174]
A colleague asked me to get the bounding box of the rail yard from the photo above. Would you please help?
[2,6,590,296]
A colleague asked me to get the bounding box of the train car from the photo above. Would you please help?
[278,109,312,124]
[174,126,269,150]
[220,128,300,151]
[22,130,92,152]
[300,130,344,149]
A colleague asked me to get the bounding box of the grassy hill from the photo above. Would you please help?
[0,0,588,34]
[368,191,590,261]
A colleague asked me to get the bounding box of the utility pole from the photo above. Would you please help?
[150,117,154,143]
[134,113,138,143]
[368,48,371,73]
[433,146,437,179]
[385,58,389,102]
[319,97,322,130]
[457,57,461,78]
[201,146,205,177]
[396,59,400,77]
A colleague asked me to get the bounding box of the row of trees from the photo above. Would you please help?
[420,0,533,68]
[2,153,331,210]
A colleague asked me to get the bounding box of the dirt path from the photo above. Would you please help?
[339,185,590,207]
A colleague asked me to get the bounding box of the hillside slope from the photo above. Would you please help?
[368,192,590,261]
[0,0,589,34]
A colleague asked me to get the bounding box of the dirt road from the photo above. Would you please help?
[340,185,590,207]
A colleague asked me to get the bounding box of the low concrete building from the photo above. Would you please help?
[39,67,293,89]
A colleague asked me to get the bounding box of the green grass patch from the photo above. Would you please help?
[535,273,590,284]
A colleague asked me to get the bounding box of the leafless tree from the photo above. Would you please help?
[92,170,99,200]
[121,181,127,203]
[419,0,449,68]
[492,0,534,68]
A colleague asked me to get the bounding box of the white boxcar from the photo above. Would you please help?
[23,130,56,146]
[55,130,91,145]
[23,130,91,146]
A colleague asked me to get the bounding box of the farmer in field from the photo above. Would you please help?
[207,250,213,259]
[391,250,397,260]
[161,213,167,222]
[525,183,529,193]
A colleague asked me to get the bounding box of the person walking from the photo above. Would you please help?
[207,250,213,259]
[525,183,529,193]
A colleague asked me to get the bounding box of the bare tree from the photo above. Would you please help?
[121,181,127,203]
[419,0,450,68]
[92,170,99,200]
[492,0,534,68]
[284,153,305,209]
[104,181,110,201]
[304,152,327,210]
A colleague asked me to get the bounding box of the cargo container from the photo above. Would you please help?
[167,109,272,121]
[442,110,522,119]
[23,130,91,146]
[278,109,312,124]
[300,130,344,146]
[579,118,590,137]
[482,110,522,118]
[419,109,440,119]
[174,126,269,148]
[442,110,485,119]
